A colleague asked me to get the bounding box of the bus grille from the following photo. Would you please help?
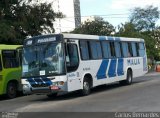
[31,83,49,88]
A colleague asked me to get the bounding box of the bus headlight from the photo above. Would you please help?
[23,84,29,88]
[58,81,64,85]
[52,81,64,86]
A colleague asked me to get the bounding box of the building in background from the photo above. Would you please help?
[53,0,81,33]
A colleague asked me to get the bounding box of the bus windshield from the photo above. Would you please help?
[22,43,65,77]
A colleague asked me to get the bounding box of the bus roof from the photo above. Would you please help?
[0,44,22,50]
[24,33,144,46]
[63,33,144,42]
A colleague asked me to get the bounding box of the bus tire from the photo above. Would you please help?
[6,82,17,99]
[119,70,132,85]
[81,78,91,96]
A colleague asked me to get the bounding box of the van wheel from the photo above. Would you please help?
[81,78,90,96]
[6,82,17,99]
[119,70,132,85]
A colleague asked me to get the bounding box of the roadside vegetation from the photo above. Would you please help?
[0,2,160,68]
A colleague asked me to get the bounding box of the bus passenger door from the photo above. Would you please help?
[66,43,80,91]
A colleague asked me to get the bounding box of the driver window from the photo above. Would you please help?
[0,55,2,71]
[66,44,79,72]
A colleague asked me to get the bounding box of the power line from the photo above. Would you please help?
[64,13,130,18]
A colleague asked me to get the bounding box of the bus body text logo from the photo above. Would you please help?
[127,59,140,66]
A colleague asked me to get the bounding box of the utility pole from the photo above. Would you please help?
[57,0,61,33]
[74,0,81,28]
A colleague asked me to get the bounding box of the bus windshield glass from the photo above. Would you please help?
[22,43,65,77]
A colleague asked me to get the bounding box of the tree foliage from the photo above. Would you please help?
[130,5,160,31]
[153,26,160,48]
[117,22,139,37]
[116,22,159,60]
[71,17,115,35]
[116,5,160,60]
[0,0,63,44]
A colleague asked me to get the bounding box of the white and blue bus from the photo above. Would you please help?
[21,34,148,97]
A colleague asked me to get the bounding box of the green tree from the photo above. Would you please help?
[153,26,160,48]
[117,22,139,37]
[117,5,160,60]
[116,22,159,60]
[0,0,63,44]
[130,5,159,31]
[71,17,115,35]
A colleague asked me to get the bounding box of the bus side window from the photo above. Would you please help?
[79,41,89,60]
[119,42,124,57]
[18,49,22,66]
[66,44,79,72]
[122,42,128,58]
[135,43,139,56]
[131,42,137,57]
[109,42,116,58]
[128,42,133,57]
[115,42,121,58]
[89,41,102,59]
[0,55,2,71]
[101,41,111,58]
[139,42,145,57]
[2,50,19,68]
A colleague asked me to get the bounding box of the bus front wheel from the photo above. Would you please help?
[81,78,91,96]
[6,82,17,99]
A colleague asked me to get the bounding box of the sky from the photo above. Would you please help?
[80,0,160,27]
[44,0,160,32]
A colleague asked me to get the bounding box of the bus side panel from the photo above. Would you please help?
[67,59,103,91]
[123,57,147,79]
[0,72,4,95]
[1,68,21,94]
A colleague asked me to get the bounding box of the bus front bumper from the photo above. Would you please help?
[23,83,67,95]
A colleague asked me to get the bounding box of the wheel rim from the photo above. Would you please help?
[7,84,16,98]
[83,81,89,92]
[9,86,16,95]
[128,74,132,83]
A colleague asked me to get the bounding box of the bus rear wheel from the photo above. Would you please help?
[6,82,17,99]
[119,70,132,85]
[81,78,91,96]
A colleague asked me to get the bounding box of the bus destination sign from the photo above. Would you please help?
[24,34,63,46]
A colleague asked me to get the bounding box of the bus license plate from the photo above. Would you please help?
[51,86,59,90]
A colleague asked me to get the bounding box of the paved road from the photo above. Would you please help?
[0,72,160,117]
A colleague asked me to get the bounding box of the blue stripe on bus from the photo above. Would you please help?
[99,36,106,40]
[108,59,117,77]
[108,37,114,40]
[27,78,36,85]
[27,77,52,86]
[115,37,121,41]
[96,59,109,79]
[34,78,44,83]
[117,58,124,76]
[42,78,52,86]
